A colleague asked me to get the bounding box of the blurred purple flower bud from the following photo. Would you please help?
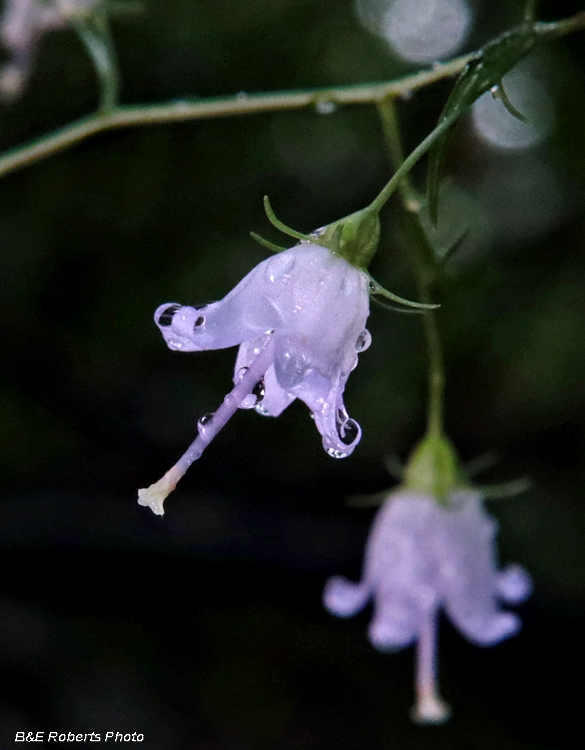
[324,488,531,723]
[0,0,97,99]
[139,242,371,514]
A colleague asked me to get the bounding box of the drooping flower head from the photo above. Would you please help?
[0,0,98,98]
[138,202,434,515]
[323,434,532,723]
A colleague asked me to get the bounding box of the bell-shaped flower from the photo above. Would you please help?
[138,241,372,515]
[0,0,98,98]
[323,487,532,723]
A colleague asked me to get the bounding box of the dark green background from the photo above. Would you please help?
[1,0,584,747]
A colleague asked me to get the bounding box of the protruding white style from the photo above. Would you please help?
[323,489,531,723]
[138,242,371,514]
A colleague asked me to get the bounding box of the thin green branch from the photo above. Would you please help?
[0,54,472,180]
[0,8,583,181]
[376,97,445,439]
[368,112,458,215]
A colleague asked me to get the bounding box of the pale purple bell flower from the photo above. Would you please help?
[138,241,371,515]
[0,1,97,98]
[323,488,532,723]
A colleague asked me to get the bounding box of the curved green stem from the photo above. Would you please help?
[73,11,120,113]
[0,55,473,180]
[368,112,458,215]
[377,97,445,438]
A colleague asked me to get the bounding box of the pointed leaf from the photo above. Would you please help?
[428,22,537,223]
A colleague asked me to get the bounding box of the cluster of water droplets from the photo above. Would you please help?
[236,366,268,414]
[157,303,208,350]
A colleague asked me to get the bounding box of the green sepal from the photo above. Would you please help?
[427,22,537,224]
[249,232,286,254]
[402,433,468,503]
[367,271,439,311]
[312,207,381,269]
[477,477,531,498]
[371,297,424,315]
[263,196,313,242]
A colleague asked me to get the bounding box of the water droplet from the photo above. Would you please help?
[336,407,360,445]
[168,339,183,350]
[197,412,215,438]
[265,328,275,335]
[193,316,205,329]
[368,281,377,294]
[236,91,248,101]
[158,304,181,327]
[237,366,249,382]
[251,379,265,405]
[224,394,235,406]
[315,100,337,115]
[399,89,413,101]
[327,447,348,459]
[355,329,372,353]
[255,404,269,416]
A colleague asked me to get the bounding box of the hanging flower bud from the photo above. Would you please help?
[0,0,97,99]
[323,435,532,723]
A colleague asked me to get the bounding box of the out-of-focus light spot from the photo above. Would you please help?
[356,0,472,64]
[472,64,554,150]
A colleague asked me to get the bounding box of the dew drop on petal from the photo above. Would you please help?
[251,379,266,405]
[237,366,249,382]
[327,447,349,459]
[158,304,181,327]
[355,329,372,352]
[197,413,215,438]
[168,339,183,350]
[255,404,270,416]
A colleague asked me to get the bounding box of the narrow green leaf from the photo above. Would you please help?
[72,9,120,112]
[491,83,529,123]
[427,23,537,223]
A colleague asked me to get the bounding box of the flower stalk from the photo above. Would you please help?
[376,97,445,441]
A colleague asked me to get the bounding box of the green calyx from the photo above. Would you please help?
[402,432,468,504]
[259,195,380,269]
[312,207,381,269]
[253,196,438,311]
